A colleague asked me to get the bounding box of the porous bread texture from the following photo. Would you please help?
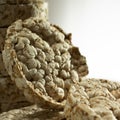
[0,1,120,119]
[0,76,31,113]
[0,1,48,27]
[2,17,88,110]
[0,0,47,77]
[64,78,120,120]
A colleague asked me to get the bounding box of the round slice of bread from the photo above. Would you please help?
[3,18,88,110]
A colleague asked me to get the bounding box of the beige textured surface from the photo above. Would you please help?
[0,1,48,27]
[0,105,65,120]
[64,78,120,120]
[2,18,88,110]
[0,78,120,120]
[1,1,119,119]
[0,76,31,113]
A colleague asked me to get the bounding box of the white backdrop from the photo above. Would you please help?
[48,0,120,82]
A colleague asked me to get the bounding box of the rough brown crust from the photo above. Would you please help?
[0,53,8,76]
[0,1,48,27]
[0,105,65,120]
[2,18,88,110]
[0,1,120,119]
[0,28,7,52]
[0,76,31,113]
[0,29,9,77]
[0,29,8,76]
[64,78,120,120]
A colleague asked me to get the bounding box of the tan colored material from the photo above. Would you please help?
[0,1,48,27]
[0,1,48,75]
[1,1,119,119]
[0,76,31,112]
[64,78,120,120]
[2,18,88,110]
[0,105,65,120]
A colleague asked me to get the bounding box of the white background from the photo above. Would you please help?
[48,0,120,82]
